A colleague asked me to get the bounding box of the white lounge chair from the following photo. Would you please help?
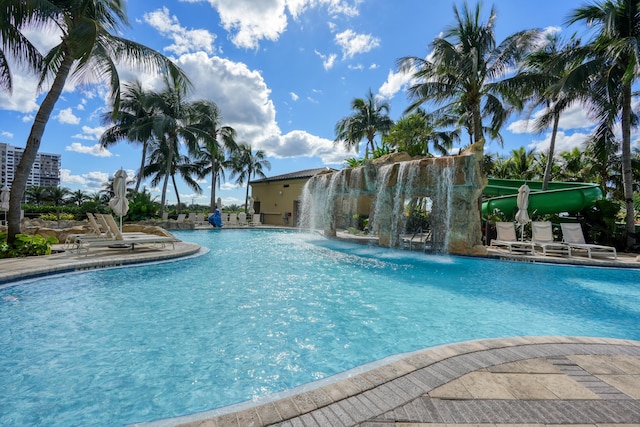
[560,223,617,259]
[227,213,238,226]
[195,212,205,225]
[188,212,196,223]
[250,213,262,226]
[238,212,247,226]
[176,213,186,223]
[490,222,535,255]
[531,221,570,256]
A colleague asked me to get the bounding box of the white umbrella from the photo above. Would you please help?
[515,183,530,241]
[0,185,9,225]
[108,169,129,231]
[216,197,222,210]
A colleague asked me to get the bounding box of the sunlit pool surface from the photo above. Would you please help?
[1,229,639,426]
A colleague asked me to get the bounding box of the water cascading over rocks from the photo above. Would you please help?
[299,151,487,255]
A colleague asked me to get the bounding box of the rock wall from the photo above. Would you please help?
[301,152,487,255]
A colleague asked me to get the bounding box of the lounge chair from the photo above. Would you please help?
[195,213,205,225]
[176,213,186,223]
[238,212,247,226]
[64,212,109,247]
[250,213,262,226]
[490,222,535,255]
[531,221,570,256]
[75,215,176,253]
[227,213,238,226]
[560,223,617,259]
[162,212,169,221]
[188,212,197,223]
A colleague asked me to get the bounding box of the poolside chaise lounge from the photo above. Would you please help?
[531,221,571,256]
[560,222,617,259]
[238,212,247,226]
[490,222,535,255]
[64,212,109,248]
[75,214,176,253]
[227,213,238,226]
[250,214,262,226]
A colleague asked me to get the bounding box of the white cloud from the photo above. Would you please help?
[290,92,299,101]
[181,0,361,49]
[1,130,13,138]
[144,7,217,55]
[56,108,80,125]
[527,131,589,154]
[71,125,107,141]
[314,50,337,70]
[60,169,109,189]
[66,142,113,157]
[508,104,595,135]
[335,29,380,59]
[378,68,413,100]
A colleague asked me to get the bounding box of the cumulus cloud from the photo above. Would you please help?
[66,142,113,157]
[71,125,107,141]
[508,104,594,135]
[60,169,110,190]
[527,131,589,154]
[335,29,380,59]
[378,68,413,100]
[143,7,217,55]
[290,92,299,101]
[181,0,361,49]
[1,130,13,138]
[56,108,81,125]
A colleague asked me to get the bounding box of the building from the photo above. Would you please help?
[250,167,336,226]
[0,143,61,188]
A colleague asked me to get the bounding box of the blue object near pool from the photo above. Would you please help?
[0,229,638,426]
[208,208,223,227]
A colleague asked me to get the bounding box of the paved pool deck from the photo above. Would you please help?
[0,229,639,427]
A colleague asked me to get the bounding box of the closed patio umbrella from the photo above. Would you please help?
[216,197,222,210]
[515,183,530,241]
[108,169,129,231]
[0,185,9,225]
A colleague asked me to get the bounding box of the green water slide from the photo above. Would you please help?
[482,178,603,219]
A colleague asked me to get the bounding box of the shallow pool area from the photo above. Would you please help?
[1,229,639,426]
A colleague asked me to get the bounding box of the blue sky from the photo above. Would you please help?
[0,0,611,207]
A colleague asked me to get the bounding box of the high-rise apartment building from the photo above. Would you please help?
[0,143,61,188]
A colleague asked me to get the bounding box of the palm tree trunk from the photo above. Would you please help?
[172,174,182,213]
[134,140,148,195]
[621,84,636,249]
[7,52,73,243]
[244,166,252,213]
[159,146,175,217]
[210,161,217,212]
[542,111,560,191]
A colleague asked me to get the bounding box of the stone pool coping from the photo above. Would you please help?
[140,336,640,427]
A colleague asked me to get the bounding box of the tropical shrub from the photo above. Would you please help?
[0,233,59,258]
[39,212,75,221]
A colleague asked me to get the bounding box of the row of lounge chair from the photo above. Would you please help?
[160,212,262,226]
[67,213,176,253]
[490,221,617,259]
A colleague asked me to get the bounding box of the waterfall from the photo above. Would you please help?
[429,157,454,253]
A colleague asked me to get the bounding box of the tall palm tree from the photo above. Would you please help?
[145,77,200,216]
[100,80,155,195]
[190,100,237,212]
[334,89,394,159]
[5,0,189,243]
[398,2,539,154]
[514,33,583,190]
[0,0,49,92]
[69,189,87,206]
[567,0,639,248]
[230,144,271,213]
[24,185,48,206]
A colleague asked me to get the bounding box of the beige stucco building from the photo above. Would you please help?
[249,167,336,226]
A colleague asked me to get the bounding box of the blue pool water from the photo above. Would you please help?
[1,229,639,426]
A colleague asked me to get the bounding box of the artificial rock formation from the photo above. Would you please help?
[301,152,486,255]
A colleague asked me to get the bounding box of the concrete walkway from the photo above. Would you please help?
[1,232,639,427]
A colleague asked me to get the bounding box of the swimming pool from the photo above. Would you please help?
[1,229,639,426]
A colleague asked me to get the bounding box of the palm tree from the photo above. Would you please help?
[567,0,639,248]
[382,109,458,156]
[514,33,583,190]
[145,77,201,216]
[190,100,237,212]
[398,2,539,154]
[69,189,87,206]
[100,80,155,195]
[45,186,71,220]
[0,0,49,93]
[334,89,394,159]
[5,0,189,243]
[230,144,271,212]
[24,185,48,205]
